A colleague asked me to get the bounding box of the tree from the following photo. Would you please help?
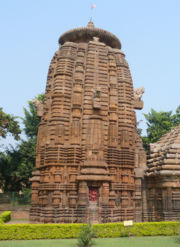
[0,108,21,140]
[0,94,44,192]
[0,139,35,191]
[142,106,180,149]
[172,105,180,126]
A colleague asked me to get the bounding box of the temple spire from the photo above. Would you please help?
[87,20,94,28]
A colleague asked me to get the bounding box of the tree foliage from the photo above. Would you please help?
[0,108,21,140]
[142,106,180,149]
[0,139,36,191]
[0,94,44,192]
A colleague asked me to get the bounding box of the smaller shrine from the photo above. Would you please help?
[146,124,180,221]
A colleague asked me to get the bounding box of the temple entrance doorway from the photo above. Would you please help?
[88,187,99,223]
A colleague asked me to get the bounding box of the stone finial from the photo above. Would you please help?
[87,20,95,28]
[59,23,121,49]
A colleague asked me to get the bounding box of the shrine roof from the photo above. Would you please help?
[150,124,180,152]
[146,124,180,177]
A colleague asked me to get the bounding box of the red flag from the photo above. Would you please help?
[91,4,96,10]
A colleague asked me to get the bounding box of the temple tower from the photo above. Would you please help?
[30,22,145,223]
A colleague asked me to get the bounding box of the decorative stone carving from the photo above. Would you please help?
[33,99,44,117]
[92,87,101,109]
[133,87,145,110]
[134,87,145,100]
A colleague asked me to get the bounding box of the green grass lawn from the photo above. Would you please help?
[0,237,180,247]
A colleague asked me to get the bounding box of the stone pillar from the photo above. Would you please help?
[101,182,109,205]
[78,181,88,205]
[30,171,40,205]
[29,170,40,222]
[77,181,88,223]
[100,182,109,222]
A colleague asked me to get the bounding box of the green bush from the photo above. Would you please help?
[77,224,95,247]
[0,222,180,240]
[0,219,4,224]
[0,223,82,240]
[0,211,11,223]
[93,222,180,238]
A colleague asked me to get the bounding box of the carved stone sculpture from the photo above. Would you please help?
[30,21,146,223]
[133,87,145,110]
[134,87,145,100]
[33,99,44,117]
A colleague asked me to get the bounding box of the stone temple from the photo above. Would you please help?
[30,21,147,223]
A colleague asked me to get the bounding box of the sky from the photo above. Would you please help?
[0,0,180,148]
